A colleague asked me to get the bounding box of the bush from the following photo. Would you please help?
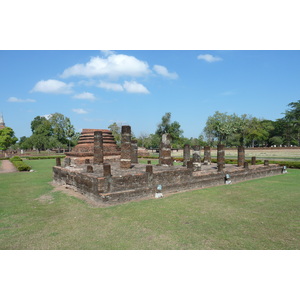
[25,155,65,160]
[10,156,22,161]
[270,161,300,169]
[10,156,31,171]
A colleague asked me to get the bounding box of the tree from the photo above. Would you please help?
[29,134,49,152]
[283,100,300,146]
[155,112,183,146]
[0,127,18,150]
[49,113,74,146]
[28,113,77,151]
[108,122,122,145]
[203,111,238,145]
[243,118,272,147]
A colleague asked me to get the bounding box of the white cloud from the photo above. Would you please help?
[123,81,150,94]
[197,54,223,63]
[100,50,116,57]
[7,97,36,103]
[60,54,150,79]
[72,108,88,114]
[98,81,124,92]
[73,92,96,100]
[31,79,74,94]
[153,65,178,79]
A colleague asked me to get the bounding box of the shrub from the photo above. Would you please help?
[10,156,22,161]
[11,161,31,171]
[10,156,31,171]
[25,155,65,160]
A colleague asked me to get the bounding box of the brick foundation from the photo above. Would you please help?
[53,163,284,206]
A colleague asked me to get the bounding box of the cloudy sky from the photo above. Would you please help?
[1,50,300,139]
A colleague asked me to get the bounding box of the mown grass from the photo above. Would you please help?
[0,159,299,250]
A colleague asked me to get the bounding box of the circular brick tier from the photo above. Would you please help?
[65,129,121,164]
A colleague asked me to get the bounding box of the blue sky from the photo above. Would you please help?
[1,50,300,140]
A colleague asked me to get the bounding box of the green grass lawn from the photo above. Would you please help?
[0,159,299,250]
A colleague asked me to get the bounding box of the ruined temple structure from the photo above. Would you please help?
[65,129,121,165]
[53,127,285,206]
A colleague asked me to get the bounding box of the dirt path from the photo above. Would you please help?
[0,160,17,173]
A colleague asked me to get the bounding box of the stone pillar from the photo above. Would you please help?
[192,145,201,171]
[251,156,256,165]
[56,157,61,166]
[87,165,93,173]
[217,163,224,172]
[238,146,245,167]
[131,139,138,164]
[120,125,132,169]
[244,161,249,170]
[183,144,190,166]
[217,144,225,171]
[146,165,153,174]
[264,160,269,166]
[203,146,211,165]
[187,160,193,170]
[103,163,111,177]
[147,160,152,164]
[159,133,173,166]
[94,131,104,164]
[192,145,201,162]
[64,157,71,166]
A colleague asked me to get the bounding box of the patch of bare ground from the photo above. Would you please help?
[49,182,111,207]
[0,160,17,173]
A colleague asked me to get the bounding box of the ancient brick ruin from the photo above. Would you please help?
[53,126,285,206]
[65,129,120,165]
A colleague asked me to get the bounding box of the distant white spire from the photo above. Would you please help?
[0,113,5,128]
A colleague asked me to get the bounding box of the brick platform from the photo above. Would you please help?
[53,162,284,206]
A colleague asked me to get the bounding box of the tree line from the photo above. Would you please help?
[1,100,299,152]
[126,100,300,149]
[0,113,80,152]
[203,100,300,147]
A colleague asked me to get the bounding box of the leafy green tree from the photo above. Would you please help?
[203,111,238,145]
[28,113,77,151]
[0,127,18,150]
[244,118,272,147]
[155,112,183,146]
[29,134,49,152]
[19,137,33,150]
[283,100,300,145]
[49,113,74,145]
[269,136,284,146]
[108,122,122,145]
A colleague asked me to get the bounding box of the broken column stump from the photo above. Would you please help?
[217,144,225,172]
[94,131,104,164]
[56,157,61,166]
[103,163,112,177]
[120,125,132,169]
[192,145,201,171]
[159,133,173,166]
[203,146,211,165]
[131,139,138,164]
[87,165,93,173]
[251,156,256,165]
[238,146,245,167]
[183,144,190,166]
[146,165,153,174]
